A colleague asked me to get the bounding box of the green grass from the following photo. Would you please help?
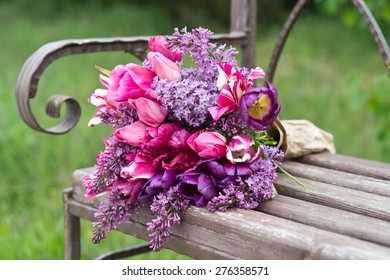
[1,2,389,259]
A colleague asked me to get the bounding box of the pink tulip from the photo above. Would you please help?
[116,63,156,101]
[129,97,168,127]
[148,36,183,62]
[226,134,263,163]
[147,52,182,82]
[142,123,183,154]
[113,178,146,203]
[168,129,192,150]
[105,64,156,106]
[162,150,201,171]
[121,153,159,181]
[104,65,126,108]
[247,67,266,88]
[187,131,227,159]
[209,62,265,120]
[112,121,148,147]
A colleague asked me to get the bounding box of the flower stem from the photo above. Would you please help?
[274,161,307,189]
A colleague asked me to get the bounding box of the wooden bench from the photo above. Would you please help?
[68,152,390,259]
[15,0,390,259]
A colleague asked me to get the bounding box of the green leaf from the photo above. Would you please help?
[95,65,111,76]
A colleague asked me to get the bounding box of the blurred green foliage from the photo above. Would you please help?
[314,0,390,28]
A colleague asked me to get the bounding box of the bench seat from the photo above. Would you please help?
[65,152,390,259]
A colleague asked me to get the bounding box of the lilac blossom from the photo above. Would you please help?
[100,102,139,128]
[211,112,251,139]
[146,185,190,251]
[92,186,140,244]
[153,73,218,129]
[84,138,137,194]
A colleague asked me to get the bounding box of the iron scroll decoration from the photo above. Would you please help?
[15,0,390,135]
[15,38,151,135]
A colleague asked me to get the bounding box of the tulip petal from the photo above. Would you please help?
[129,98,168,127]
[112,121,148,147]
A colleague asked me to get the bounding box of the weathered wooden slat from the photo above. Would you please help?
[67,200,237,260]
[257,195,390,248]
[281,161,390,197]
[67,196,390,260]
[296,153,390,180]
[275,174,390,221]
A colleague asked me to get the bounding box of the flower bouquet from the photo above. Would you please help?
[84,27,287,251]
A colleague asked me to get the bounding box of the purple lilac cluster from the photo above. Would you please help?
[100,102,139,128]
[85,138,137,194]
[153,27,239,130]
[146,185,190,251]
[92,186,140,243]
[211,112,251,139]
[153,76,217,130]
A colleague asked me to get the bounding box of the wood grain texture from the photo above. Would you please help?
[281,161,390,197]
[296,153,390,181]
[69,153,390,259]
[257,195,390,248]
[67,198,390,260]
[275,174,390,221]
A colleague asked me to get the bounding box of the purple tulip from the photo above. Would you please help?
[240,82,281,131]
[177,159,253,206]
[138,170,180,203]
[178,172,218,206]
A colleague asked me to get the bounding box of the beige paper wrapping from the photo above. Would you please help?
[278,119,336,159]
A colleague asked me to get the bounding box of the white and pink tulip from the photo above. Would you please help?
[226,134,263,164]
